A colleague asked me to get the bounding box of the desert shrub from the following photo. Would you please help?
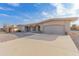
[16,30,22,32]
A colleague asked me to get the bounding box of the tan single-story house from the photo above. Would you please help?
[22,17,78,35]
[3,17,78,35]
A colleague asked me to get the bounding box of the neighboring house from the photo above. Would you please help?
[76,26,79,30]
[3,25,11,32]
[71,25,79,30]
[71,24,77,30]
[3,25,19,33]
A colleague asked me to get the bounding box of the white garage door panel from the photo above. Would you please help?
[43,25,65,35]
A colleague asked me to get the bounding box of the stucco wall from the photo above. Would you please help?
[40,25,44,32]
[64,23,71,34]
[17,25,25,32]
[39,20,70,34]
[39,20,65,32]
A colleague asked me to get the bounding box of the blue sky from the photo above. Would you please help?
[0,3,79,27]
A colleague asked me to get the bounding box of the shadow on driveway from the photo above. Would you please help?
[0,32,60,43]
[0,32,35,43]
[26,33,59,41]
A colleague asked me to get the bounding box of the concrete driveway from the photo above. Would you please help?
[0,32,78,56]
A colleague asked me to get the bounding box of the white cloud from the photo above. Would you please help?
[50,3,79,17]
[50,3,59,6]
[56,4,75,17]
[42,11,48,16]
[8,3,20,7]
[51,3,79,25]
[0,14,10,16]
[42,11,54,18]
[73,3,79,9]
[0,7,5,10]
[0,7,14,11]
[20,13,33,19]
[23,19,35,24]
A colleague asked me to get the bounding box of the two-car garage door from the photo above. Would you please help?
[43,25,65,35]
